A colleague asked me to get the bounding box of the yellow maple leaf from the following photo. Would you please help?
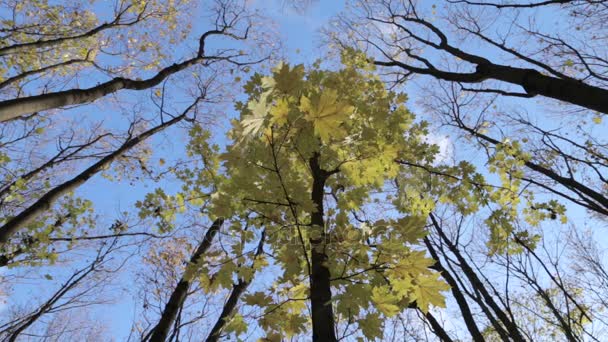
[270,97,289,126]
[358,312,383,339]
[272,62,305,94]
[371,286,400,317]
[283,314,307,337]
[411,273,450,313]
[592,116,602,124]
[289,282,309,298]
[300,89,354,143]
[224,314,248,335]
[242,92,269,137]
[393,250,434,277]
[391,276,413,298]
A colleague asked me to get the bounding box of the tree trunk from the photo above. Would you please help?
[425,311,455,342]
[0,101,197,245]
[147,218,224,342]
[0,15,125,57]
[0,57,202,122]
[206,231,265,341]
[308,153,337,342]
[429,213,526,342]
[425,237,486,342]
[482,64,608,115]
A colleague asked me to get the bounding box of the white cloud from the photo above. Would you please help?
[425,133,453,165]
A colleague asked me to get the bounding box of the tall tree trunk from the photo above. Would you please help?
[0,100,198,245]
[374,15,608,116]
[206,230,266,341]
[0,25,230,122]
[205,281,247,342]
[455,119,608,215]
[147,218,224,342]
[429,213,526,342]
[424,311,455,342]
[0,133,109,200]
[0,57,202,122]
[308,153,337,342]
[425,237,486,342]
[479,64,608,115]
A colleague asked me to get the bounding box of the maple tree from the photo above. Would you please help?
[218,60,448,340]
[137,55,573,340]
[136,58,453,340]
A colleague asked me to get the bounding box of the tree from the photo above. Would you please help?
[218,59,454,341]
[0,0,266,267]
[0,1,270,339]
[145,218,224,342]
[332,0,608,114]
[133,59,463,340]
[0,0,259,122]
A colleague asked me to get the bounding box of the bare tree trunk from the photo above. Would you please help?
[429,213,526,342]
[146,218,224,342]
[206,230,265,341]
[0,99,199,245]
[425,237,486,342]
[0,57,202,122]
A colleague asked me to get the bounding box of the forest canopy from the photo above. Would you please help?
[0,0,607,341]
